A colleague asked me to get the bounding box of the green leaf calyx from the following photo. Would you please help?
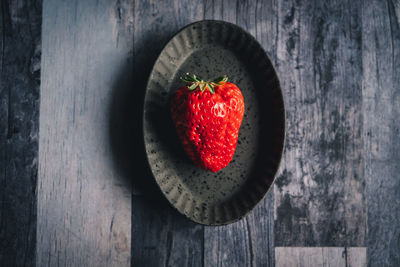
[180,73,228,94]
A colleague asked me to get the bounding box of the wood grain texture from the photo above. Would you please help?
[37,0,132,266]
[362,0,400,266]
[273,0,366,246]
[132,196,203,267]
[204,192,274,267]
[275,247,366,267]
[347,248,367,267]
[24,0,400,266]
[0,0,41,266]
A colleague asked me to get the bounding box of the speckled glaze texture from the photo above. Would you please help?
[143,20,285,225]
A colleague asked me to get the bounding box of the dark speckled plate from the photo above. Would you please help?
[143,20,285,225]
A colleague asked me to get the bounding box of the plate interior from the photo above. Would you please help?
[143,20,285,225]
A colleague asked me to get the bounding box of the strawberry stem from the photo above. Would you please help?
[180,73,228,94]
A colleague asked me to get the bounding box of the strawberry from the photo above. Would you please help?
[170,73,245,172]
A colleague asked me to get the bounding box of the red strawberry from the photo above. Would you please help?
[170,73,245,172]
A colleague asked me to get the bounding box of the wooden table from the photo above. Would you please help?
[1,0,399,266]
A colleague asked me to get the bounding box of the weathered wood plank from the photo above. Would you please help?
[274,0,366,246]
[203,0,277,266]
[37,0,132,265]
[130,0,204,266]
[32,0,399,266]
[275,247,343,267]
[362,0,400,266]
[204,192,274,267]
[131,196,203,267]
[0,0,41,266]
[347,248,367,267]
[275,247,366,267]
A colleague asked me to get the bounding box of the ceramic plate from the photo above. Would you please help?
[143,20,285,225]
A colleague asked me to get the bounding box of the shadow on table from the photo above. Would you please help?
[109,62,162,208]
[108,30,183,212]
[108,29,204,266]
